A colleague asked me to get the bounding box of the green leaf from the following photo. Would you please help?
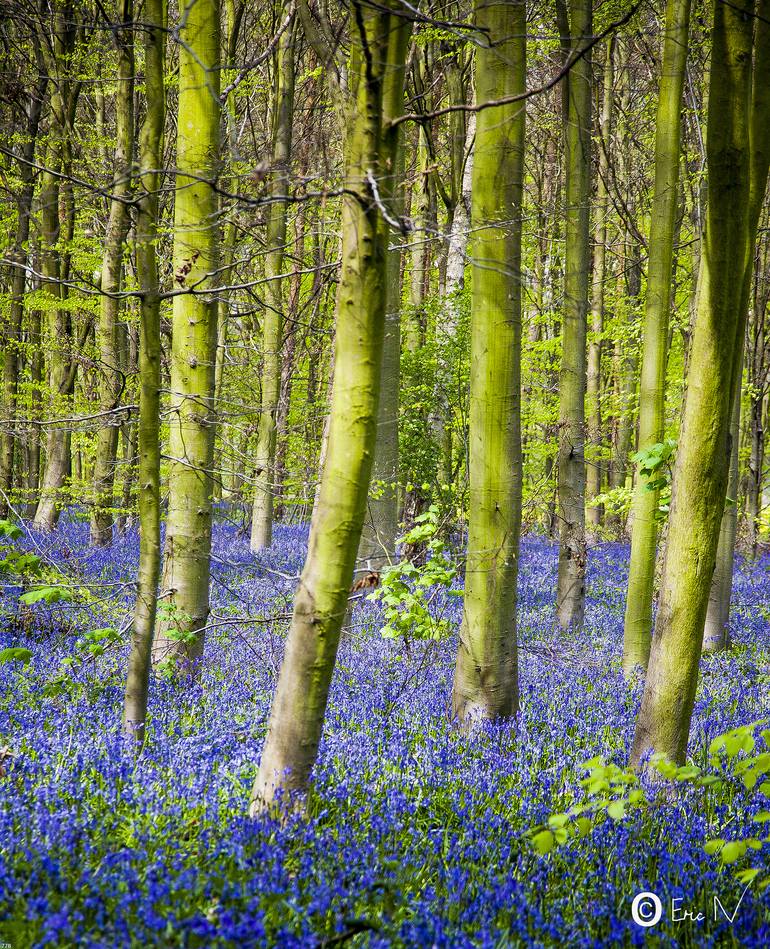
[736,868,761,886]
[720,841,746,864]
[606,800,626,821]
[19,585,74,606]
[547,813,570,829]
[704,839,724,855]
[575,817,592,838]
[754,811,770,823]
[531,830,555,855]
[0,647,33,665]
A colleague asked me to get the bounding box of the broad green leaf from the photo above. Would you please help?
[531,830,555,855]
[0,647,33,665]
[606,800,625,821]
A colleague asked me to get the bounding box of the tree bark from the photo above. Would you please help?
[251,0,411,813]
[152,0,221,672]
[556,0,592,630]
[123,0,165,741]
[622,0,692,675]
[586,37,615,538]
[90,0,135,546]
[251,6,296,552]
[630,0,769,767]
[451,0,525,724]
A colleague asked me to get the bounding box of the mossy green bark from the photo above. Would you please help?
[631,0,766,766]
[90,0,135,547]
[556,0,592,630]
[123,0,165,741]
[703,4,770,649]
[251,1,411,812]
[251,7,296,552]
[153,0,221,672]
[622,0,691,676]
[451,0,525,723]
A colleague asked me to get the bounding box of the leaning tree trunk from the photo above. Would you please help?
[152,0,221,672]
[631,0,769,767]
[90,0,135,547]
[451,0,525,724]
[123,0,165,741]
[622,0,692,676]
[251,1,411,813]
[251,6,296,552]
[556,0,592,630]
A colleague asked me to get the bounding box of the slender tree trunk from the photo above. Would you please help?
[152,0,221,672]
[0,75,45,515]
[435,114,475,487]
[25,298,43,518]
[274,208,304,518]
[631,0,769,767]
[251,7,296,552]
[90,0,135,546]
[586,38,615,537]
[556,0,592,630]
[622,0,692,675]
[451,0,525,724]
[251,1,411,813]
[357,59,410,573]
[33,137,69,532]
[123,0,165,740]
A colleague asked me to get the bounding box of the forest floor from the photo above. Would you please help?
[1,512,769,947]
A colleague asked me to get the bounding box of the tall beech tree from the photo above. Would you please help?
[90,0,135,547]
[251,0,412,812]
[451,0,525,724]
[32,1,80,532]
[622,0,691,676]
[555,0,592,630]
[357,66,408,574]
[250,5,296,552]
[703,1,770,651]
[152,0,221,670]
[631,0,770,767]
[585,37,614,536]
[0,66,46,514]
[123,0,166,740]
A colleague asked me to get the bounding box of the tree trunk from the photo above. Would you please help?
[251,1,411,813]
[251,6,296,552]
[357,58,410,573]
[123,0,165,741]
[152,0,221,672]
[451,0,525,724]
[556,0,592,630]
[0,74,45,515]
[622,0,691,675]
[586,37,615,538]
[630,0,769,767]
[703,361,741,652]
[90,0,135,546]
